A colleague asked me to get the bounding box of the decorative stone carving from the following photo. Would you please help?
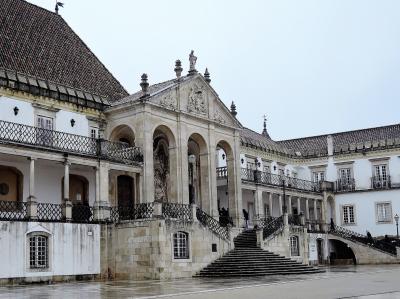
[214,109,226,124]
[187,85,207,115]
[188,50,197,75]
[160,94,177,111]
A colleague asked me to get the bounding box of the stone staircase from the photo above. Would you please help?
[196,229,324,277]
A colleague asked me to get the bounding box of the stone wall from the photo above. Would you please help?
[260,225,309,264]
[101,219,231,280]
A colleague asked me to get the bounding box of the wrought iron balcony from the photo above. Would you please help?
[216,166,228,179]
[371,176,391,190]
[335,178,356,192]
[241,168,321,193]
[0,120,143,165]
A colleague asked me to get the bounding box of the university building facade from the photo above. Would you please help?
[0,0,399,284]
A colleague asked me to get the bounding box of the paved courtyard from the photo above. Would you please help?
[1,265,400,299]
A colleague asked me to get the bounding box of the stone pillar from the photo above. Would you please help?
[268,192,273,217]
[254,188,263,221]
[313,199,318,221]
[278,194,283,216]
[297,197,301,215]
[27,157,37,220]
[288,195,292,215]
[191,204,198,223]
[153,202,162,217]
[305,198,310,220]
[93,164,111,221]
[63,160,72,221]
[283,212,288,227]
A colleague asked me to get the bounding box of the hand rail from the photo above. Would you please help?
[329,225,397,256]
[261,216,284,239]
[196,207,229,240]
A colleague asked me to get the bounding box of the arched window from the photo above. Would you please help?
[173,231,189,259]
[28,233,49,269]
[290,235,299,256]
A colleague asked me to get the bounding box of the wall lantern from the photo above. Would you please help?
[13,106,19,116]
[70,119,76,127]
[273,165,277,171]
[222,153,226,160]
[241,158,244,164]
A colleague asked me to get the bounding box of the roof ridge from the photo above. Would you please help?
[277,123,400,143]
[20,0,58,16]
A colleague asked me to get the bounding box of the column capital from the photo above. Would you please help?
[27,156,37,161]
[63,159,71,166]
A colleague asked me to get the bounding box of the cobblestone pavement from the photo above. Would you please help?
[1,265,400,299]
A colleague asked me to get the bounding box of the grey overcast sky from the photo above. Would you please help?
[28,0,400,140]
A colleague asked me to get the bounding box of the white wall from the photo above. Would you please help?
[56,110,89,136]
[0,222,100,279]
[0,96,34,126]
[335,190,400,236]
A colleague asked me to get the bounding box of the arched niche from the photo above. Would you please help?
[62,174,89,205]
[187,133,209,210]
[0,165,23,202]
[110,125,136,146]
[153,125,177,203]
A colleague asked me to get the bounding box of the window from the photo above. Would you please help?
[29,234,49,269]
[89,127,98,139]
[264,203,270,217]
[376,202,392,223]
[339,168,352,184]
[173,231,189,259]
[263,165,270,173]
[246,161,256,170]
[290,236,299,256]
[312,171,325,183]
[36,115,54,146]
[342,205,355,224]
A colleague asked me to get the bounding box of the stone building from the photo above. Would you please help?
[0,0,399,284]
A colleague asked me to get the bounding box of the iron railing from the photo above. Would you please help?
[335,178,356,192]
[196,207,229,240]
[329,225,397,256]
[0,120,143,165]
[71,204,94,223]
[37,203,63,222]
[262,216,284,239]
[162,203,193,221]
[109,203,154,222]
[371,176,391,190]
[216,167,228,178]
[0,200,28,221]
[241,168,320,193]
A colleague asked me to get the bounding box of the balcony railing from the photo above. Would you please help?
[335,178,356,192]
[371,176,391,190]
[0,120,143,165]
[241,168,320,193]
[216,166,228,179]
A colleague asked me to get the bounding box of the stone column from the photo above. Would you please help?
[287,195,292,215]
[278,194,283,216]
[62,160,72,221]
[305,198,310,220]
[297,197,301,215]
[313,199,318,221]
[268,192,273,217]
[93,164,111,221]
[254,188,263,221]
[27,157,38,220]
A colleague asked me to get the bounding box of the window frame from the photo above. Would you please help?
[341,204,356,225]
[290,235,300,257]
[27,232,51,272]
[172,231,190,261]
[375,201,393,224]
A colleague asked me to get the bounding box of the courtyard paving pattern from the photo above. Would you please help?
[1,265,400,299]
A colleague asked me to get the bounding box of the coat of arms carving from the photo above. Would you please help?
[187,86,207,115]
[160,94,177,110]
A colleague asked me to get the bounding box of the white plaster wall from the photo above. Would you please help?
[0,159,96,205]
[0,96,34,126]
[335,190,400,236]
[0,222,100,279]
[55,110,89,136]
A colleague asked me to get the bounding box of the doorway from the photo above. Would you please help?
[117,175,134,207]
[317,239,324,264]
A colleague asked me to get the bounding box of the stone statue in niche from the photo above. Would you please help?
[187,85,207,114]
[160,94,177,110]
[153,137,169,202]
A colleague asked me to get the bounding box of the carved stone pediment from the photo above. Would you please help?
[159,93,177,111]
[187,84,208,115]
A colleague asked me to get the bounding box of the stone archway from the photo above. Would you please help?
[187,133,209,209]
[216,140,238,225]
[110,125,135,146]
[329,238,356,265]
[153,125,178,203]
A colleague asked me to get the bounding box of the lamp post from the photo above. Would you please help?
[282,177,287,214]
[395,214,399,239]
